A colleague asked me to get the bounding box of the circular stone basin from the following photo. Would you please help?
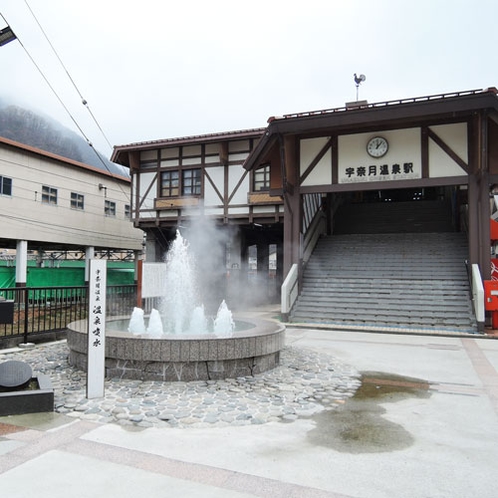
[67,316,285,382]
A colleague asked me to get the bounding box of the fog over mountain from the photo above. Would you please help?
[0,100,128,177]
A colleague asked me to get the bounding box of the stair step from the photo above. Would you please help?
[289,224,477,332]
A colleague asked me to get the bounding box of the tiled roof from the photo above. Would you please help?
[113,127,266,150]
[268,87,498,122]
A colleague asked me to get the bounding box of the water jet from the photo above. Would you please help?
[67,231,285,381]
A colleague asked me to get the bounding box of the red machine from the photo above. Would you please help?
[484,280,498,329]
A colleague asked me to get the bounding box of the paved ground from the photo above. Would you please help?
[1,309,498,498]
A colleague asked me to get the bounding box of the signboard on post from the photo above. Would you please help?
[142,262,167,298]
[87,259,106,399]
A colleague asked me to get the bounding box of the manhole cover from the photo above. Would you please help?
[0,360,33,388]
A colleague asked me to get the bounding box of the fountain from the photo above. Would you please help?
[67,231,285,381]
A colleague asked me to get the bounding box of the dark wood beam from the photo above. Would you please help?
[299,137,334,185]
[299,175,468,194]
[421,127,429,178]
[427,127,469,173]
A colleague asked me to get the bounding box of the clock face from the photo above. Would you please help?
[367,136,389,158]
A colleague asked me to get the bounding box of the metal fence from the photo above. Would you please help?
[0,284,137,348]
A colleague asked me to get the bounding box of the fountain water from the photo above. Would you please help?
[67,230,284,381]
[128,231,235,337]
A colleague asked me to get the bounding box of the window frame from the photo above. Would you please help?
[160,170,179,197]
[70,192,85,210]
[253,164,270,192]
[181,168,202,196]
[0,175,12,196]
[41,185,58,205]
[104,199,116,216]
[160,168,202,198]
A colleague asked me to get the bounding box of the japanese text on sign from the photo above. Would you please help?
[339,161,420,184]
[87,259,107,399]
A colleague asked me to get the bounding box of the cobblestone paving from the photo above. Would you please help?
[2,341,361,428]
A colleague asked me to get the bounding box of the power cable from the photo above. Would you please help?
[23,0,114,152]
[0,8,122,182]
[2,211,140,244]
[0,8,150,253]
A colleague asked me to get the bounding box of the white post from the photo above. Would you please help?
[84,246,95,283]
[472,263,485,330]
[86,259,107,399]
[15,240,28,285]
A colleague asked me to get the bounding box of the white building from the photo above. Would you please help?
[0,136,143,285]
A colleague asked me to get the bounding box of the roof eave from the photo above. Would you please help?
[0,136,130,182]
[111,127,266,165]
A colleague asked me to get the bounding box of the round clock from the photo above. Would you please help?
[366,136,389,158]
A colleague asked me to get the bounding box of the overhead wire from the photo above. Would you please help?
[1,212,141,244]
[22,0,114,152]
[0,7,172,251]
[0,6,124,183]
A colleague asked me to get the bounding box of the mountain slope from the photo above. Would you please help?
[0,102,127,177]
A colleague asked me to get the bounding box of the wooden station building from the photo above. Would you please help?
[113,88,498,332]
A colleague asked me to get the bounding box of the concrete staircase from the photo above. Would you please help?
[289,201,478,334]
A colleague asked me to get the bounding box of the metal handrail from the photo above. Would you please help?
[0,284,137,347]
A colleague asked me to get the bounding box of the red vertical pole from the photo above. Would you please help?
[492,311,498,330]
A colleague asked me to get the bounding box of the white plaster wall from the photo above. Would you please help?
[300,137,332,187]
[140,211,157,219]
[338,129,422,184]
[159,210,179,218]
[428,123,468,177]
[204,166,224,206]
[251,205,276,214]
[228,167,249,205]
[139,171,157,211]
[229,140,250,152]
[204,207,224,216]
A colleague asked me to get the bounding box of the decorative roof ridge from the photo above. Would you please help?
[267,87,498,122]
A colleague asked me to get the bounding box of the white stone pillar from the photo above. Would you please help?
[15,240,28,286]
[85,246,95,283]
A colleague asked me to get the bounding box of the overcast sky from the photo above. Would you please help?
[1,0,497,158]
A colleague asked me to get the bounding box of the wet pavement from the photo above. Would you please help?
[1,308,498,498]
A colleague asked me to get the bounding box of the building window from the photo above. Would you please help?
[160,169,202,197]
[0,176,12,196]
[160,170,179,197]
[105,200,116,216]
[71,192,84,210]
[42,185,58,205]
[253,165,270,191]
[124,204,131,218]
[182,169,201,195]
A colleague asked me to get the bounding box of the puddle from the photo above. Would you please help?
[307,371,431,453]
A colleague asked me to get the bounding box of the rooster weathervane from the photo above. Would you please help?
[354,73,366,101]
